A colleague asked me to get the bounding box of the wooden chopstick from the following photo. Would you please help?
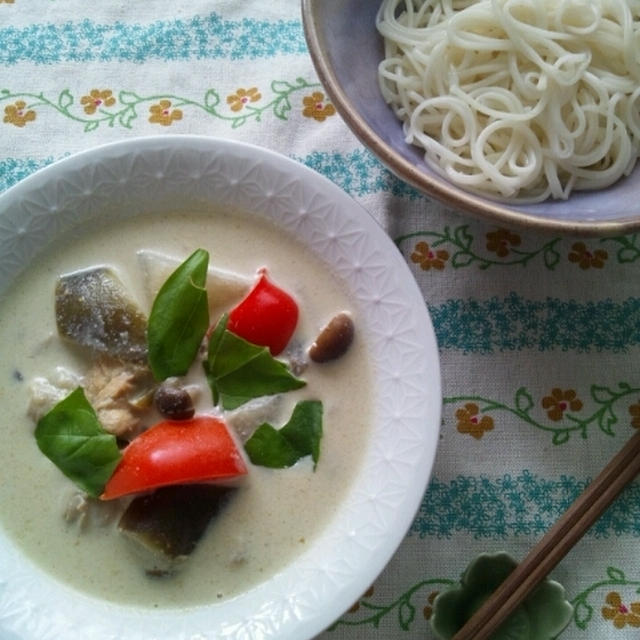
[451,427,640,640]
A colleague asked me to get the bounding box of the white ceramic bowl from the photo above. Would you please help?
[0,136,441,640]
[302,0,640,236]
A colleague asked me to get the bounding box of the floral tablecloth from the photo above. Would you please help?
[2,1,640,638]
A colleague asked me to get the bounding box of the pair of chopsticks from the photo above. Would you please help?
[451,427,640,640]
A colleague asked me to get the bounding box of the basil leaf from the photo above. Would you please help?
[243,424,301,468]
[35,387,122,497]
[245,400,323,469]
[205,311,228,406]
[204,315,305,410]
[280,400,323,466]
[147,249,209,381]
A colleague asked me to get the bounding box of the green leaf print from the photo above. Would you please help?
[204,89,220,109]
[273,95,292,120]
[597,406,617,436]
[543,244,560,269]
[592,385,617,404]
[271,80,295,94]
[572,600,593,630]
[118,106,137,129]
[515,387,534,414]
[119,90,142,105]
[607,567,626,582]
[602,234,640,263]
[618,246,640,263]
[552,429,570,445]
[398,600,415,630]
[57,89,73,110]
[451,251,474,268]
[454,224,474,249]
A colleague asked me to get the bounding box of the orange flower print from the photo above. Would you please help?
[148,100,183,126]
[3,100,36,127]
[226,87,261,112]
[411,241,449,271]
[423,591,440,621]
[80,89,116,115]
[629,402,640,429]
[602,591,640,628]
[486,228,521,257]
[456,402,494,439]
[568,242,608,269]
[302,91,336,122]
[541,388,582,421]
[348,585,374,613]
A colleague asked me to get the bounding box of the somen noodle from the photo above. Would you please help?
[377,0,640,202]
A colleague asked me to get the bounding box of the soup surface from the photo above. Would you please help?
[0,209,372,608]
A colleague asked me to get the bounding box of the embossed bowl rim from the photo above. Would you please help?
[0,136,441,640]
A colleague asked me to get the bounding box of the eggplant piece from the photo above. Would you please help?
[118,485,236,563]
[55,267,148,362]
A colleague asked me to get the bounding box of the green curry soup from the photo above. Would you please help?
[0,210,372,607]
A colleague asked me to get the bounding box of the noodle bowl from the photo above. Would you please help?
[377,0,640,203]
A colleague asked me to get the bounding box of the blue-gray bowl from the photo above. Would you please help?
[302,0,640,235]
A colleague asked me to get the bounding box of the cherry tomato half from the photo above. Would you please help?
[101,416,247,500]
[227,269,298,355]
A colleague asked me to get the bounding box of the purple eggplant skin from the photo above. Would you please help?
[55,266,148,362]
[118,484,237,563]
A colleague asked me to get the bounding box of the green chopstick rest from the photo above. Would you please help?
[430,552,573,640]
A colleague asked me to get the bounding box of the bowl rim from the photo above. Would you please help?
[301,0,640,237]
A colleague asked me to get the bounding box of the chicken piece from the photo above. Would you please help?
[95,407,140,437]
[63,489,124,531]
[83,356,153,437]
[27,366,82,421]
[226,394,283,442]
[284,340,308,376]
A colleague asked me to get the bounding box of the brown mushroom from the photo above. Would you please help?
[309,312,355,363]
[153,382,195,420]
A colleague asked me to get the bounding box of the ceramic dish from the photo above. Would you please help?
[302,0,640,236]
[0,135,441,640]
[430,552,574,640]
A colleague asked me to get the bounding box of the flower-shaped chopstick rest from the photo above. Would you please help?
[430,552,573,640]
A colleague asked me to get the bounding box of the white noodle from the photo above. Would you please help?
[377,0,640,202]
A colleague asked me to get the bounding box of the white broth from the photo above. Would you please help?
[0,209,372,608]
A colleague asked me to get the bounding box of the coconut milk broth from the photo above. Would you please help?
[0,209,372,608]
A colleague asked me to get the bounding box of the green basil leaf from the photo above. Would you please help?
[243,424,301,468]
[35,387,122,497]
[280,400,323,466]
[205,311,229,406]
[147,249,210,380]
[245,400,323,469]
[204,315,305,410]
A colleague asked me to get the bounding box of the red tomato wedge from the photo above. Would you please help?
[101,416,247,500]
[227,268,299,355]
